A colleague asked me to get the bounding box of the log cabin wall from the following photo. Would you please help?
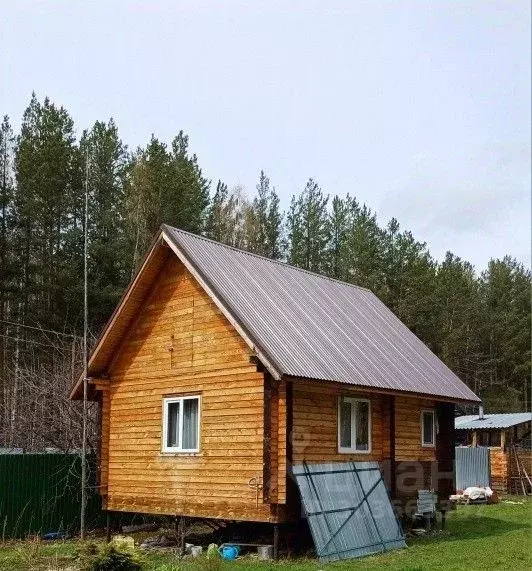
[268,378,287,506]
[291,381,387,464]
[99,257,276,522]
[290,381,437,464]
[290,381,440,507]
[99,390,110,494]
[393,396,438,504]
[394,396,437,463]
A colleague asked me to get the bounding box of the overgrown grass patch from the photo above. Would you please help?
[1,498,530,570]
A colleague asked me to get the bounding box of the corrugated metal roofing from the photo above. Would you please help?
[292,461,405,562]
[455,413,532,430]
[455,447,490,489]
[164,226,480,402]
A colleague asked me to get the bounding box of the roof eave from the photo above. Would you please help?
[284,374,481,405]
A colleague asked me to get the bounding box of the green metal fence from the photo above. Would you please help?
[0,453,104,539]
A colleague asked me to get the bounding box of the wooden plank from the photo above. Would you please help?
[105,495,279,522]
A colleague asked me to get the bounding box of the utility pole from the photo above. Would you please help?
[80,149,90,539]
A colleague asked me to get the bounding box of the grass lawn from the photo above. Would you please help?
[0,498,530,570]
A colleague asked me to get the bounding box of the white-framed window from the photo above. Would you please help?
[337,396,371,453]
[162,395,201,453]
[421,409,436,447]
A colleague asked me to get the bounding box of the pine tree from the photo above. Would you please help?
[8,94,80,446]
[0,116,15,396]
[168,131,210,233]
[287,178,330,272]
[265,185,284,259]
[0,116,15,315]
[344,201,385,293]
[13,94,78,331]
[125,132,210,272]
[246,171,284,259]
[432,252,482,387]
[79,119,129,330]
[125,136,171,270]
[246,171,269,255]
[205,180,230,242]
[478,257,531,410]
[328,195,350,280]
[381,219,437,344]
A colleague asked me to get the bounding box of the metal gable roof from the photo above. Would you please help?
[455,413,532,430]
[163,226,480,403]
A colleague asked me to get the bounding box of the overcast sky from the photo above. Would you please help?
[2,1,530,271]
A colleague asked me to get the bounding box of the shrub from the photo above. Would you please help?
[79,543,143,571]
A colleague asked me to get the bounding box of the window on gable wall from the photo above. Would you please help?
[338,396,371,453]
[421,409,436,447]
[162,395,200,453]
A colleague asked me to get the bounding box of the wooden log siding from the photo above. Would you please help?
[100,389,110,495]
[100,257,277,522]
[291,381,385,463]
[266,378,288,507]
[394,396,437,462]
[276,380,287,504]
[291,382,437,465]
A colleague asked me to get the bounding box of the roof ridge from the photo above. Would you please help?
[162,224,372,294]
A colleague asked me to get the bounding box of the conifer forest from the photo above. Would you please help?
[0,94,530,452]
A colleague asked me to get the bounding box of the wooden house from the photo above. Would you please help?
[455,412,532,494]
[71,226,480,530]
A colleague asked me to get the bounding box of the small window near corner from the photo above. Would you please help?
[162,395,200,453]
[421,410,436,447]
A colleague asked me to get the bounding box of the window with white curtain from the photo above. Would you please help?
[162,395,200,453]
[338,396,371,453]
